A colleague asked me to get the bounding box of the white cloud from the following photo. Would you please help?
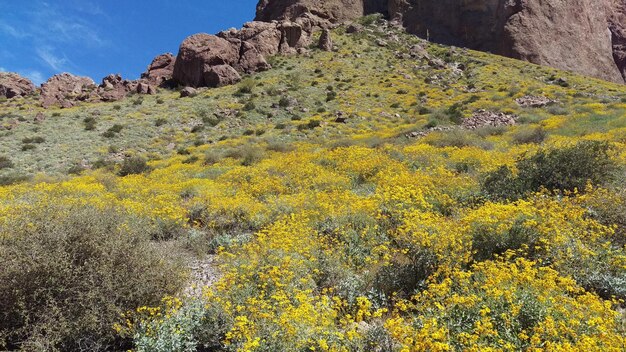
[21,70,45,84]
[36,47,68,71]
[0,22,28,39]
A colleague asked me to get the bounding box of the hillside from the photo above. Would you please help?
[1,16,626,351]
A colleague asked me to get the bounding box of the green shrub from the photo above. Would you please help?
[22,136,45,144]
[84,117,97,131]
[0,156,13,170]
[118,156,150,176]
[243,101,256,111]
[108,124,124,133]
[512,127,547,145]
[132,299,227,352]
[154,118,168,127]
[0,173,29,186]
[482,141,617,200]
[67,163,85,175]
[203,151,222,165]
[0,204,186,351]
[297,119,321,131]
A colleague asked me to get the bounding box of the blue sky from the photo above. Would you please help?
[0,0,258,85]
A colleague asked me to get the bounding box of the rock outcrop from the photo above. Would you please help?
[172,34,240,88]
[318,29,333,51]
[41,73,97,108]
[255,0,626,84]
[141,53,176,87]
[97,74,135,102]
[173,19,312,88]
[609,0,626,81]
[0,72,35,99]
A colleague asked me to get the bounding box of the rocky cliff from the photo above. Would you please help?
[256,0,626,83]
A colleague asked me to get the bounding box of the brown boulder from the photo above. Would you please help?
[41,73,97,108]
[238,41,271,73]
[141,53,176,86]
[173,33,239,87]
[136,82,157,95]
[0,72,35,99]
[204,65,241,87]
[219,21,283,57]
[318,29,333,51]
[180,87,198,98]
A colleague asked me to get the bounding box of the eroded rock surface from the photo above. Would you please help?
[0,72,35,99]
[41,73,97,108]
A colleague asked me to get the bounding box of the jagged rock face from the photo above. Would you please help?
[609,0,626,81]
[255,0,367,22]
[141,53,176,87]
[41,73,97,108]
[255,0,626,83]
[174,21,310,88]
[0,72,35,99]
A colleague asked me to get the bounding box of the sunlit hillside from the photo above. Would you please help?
[1,16,625,351]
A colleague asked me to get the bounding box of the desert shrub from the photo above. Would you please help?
[427,130,490,149]
[278,96,292,107]
[67,163,85,175]
[22,136,45,144]
[297,119,321,131]
[154,118,167,127]
[0,204,186,351]
[0,173,29,186]
[21,144,36,151]
[108,124,124,133]
[482,141,617,200]
[118,156,150,176]
[224,145,265,166]
[267,140,295,153]
[203,151,222,165]
[512,127,547,144]
[131,299,228,352]
[243,101,256,111]
[102,130,117,138]
[182,155,199,164]
[203,115,221,127]
[236,78,255,95]
[0,156,13,170]
[84,117,97,130]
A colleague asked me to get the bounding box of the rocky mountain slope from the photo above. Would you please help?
[256,0,626,84]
